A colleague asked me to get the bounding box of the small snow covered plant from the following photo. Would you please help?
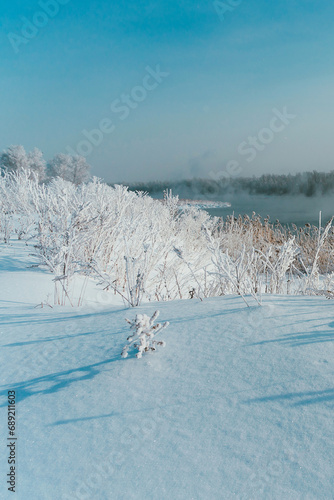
[121,311,169,359]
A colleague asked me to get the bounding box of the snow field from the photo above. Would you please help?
[1,245,334,499]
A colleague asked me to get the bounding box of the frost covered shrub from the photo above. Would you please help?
[296,216,334,295]
[206,227,262,306]
[77,185,216,306]
[0,170,40,242]
[1,171,334,306]
[121,311,169,359]
[258,238,299,294]
[0,174,14,243]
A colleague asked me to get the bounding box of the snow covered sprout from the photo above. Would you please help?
[121,310,169,359]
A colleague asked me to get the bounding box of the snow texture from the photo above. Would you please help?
[0,241,334,499]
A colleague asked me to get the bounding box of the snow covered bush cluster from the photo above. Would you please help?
[0,145,90,185]
[0,170,334,306]
[121,310,169,359]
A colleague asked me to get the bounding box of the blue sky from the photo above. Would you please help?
[1,0,334,183]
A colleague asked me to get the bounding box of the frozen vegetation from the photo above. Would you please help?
[0,145,90,185]
[0,170,334,308]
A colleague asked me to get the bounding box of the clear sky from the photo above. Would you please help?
[1,0,334,183]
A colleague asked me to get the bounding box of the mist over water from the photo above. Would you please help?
[205,194,334,227]
[127,175,334,227]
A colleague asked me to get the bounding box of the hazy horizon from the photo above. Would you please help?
[2,1,334,183]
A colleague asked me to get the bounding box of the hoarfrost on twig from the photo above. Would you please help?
[121,310,169,359]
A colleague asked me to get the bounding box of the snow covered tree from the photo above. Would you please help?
[47,154,90,185]
[27,148,46,182]
[0,145,46,182]
[0,145,29,174]
[70,155,90,185]
[47,154,69,181]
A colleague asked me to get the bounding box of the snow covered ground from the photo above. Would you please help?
[1,241,334,499]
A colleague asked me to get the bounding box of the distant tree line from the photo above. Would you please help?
[0,145,90,185]
[127,171,334,198]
